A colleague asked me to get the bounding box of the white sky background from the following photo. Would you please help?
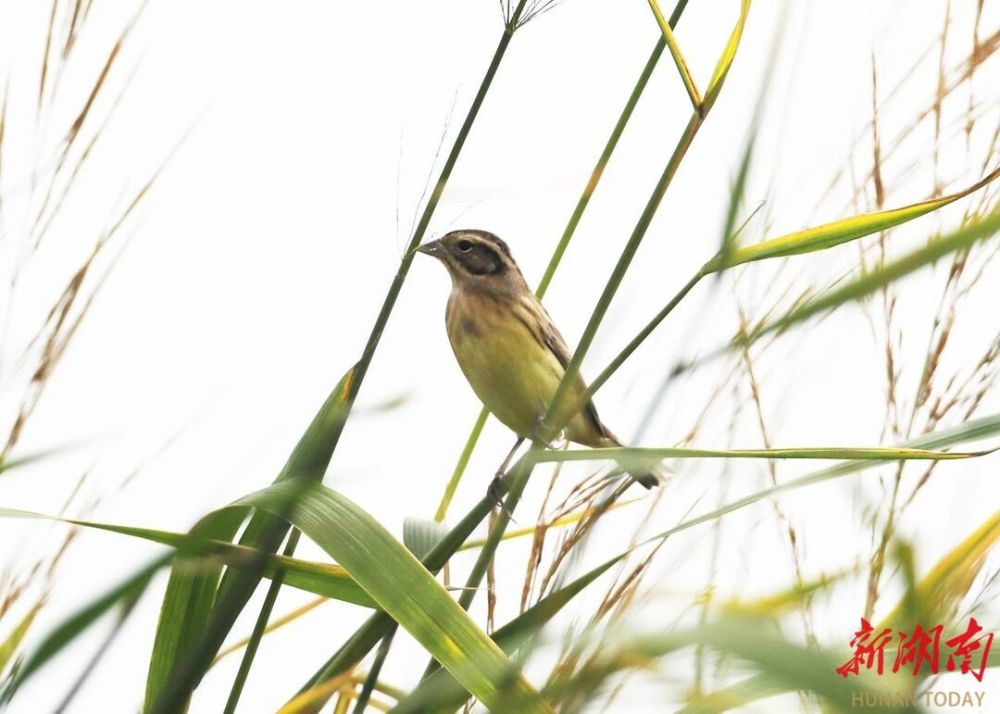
[1,0,999,711]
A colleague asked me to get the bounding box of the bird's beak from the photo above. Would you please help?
[416,240,444,258]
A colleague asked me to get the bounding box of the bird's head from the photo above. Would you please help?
[416,229,527,291]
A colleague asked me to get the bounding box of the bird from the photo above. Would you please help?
[416,229,661,491]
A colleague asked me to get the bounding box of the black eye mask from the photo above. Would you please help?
[456,244,503,275]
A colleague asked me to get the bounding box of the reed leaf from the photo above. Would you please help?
[403,518,450,561]
[0,508,374,608]
[0,444,76,476]
[536,444,988,465]
[879,507,1000,631]
[706,165,999,271]
[703,0,751,113]
[2,556,169,705]
[237,3,535,703]
[722,571,851,617]
[588,182,1000,404]
[637,412,1000,550]
[291,493,498,706]
[233,481,550,713]
[144,364,356,712]
[647,0,701,110]
[744,208,1000,342]
[692,507,1000,713]
[390,559,617,713]
[144,508,248,713]
[572,618,907,714]
[0,601,43,677]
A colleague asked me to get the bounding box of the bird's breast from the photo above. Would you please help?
[445,289,564,438]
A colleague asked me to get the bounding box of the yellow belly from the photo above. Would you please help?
[445,292,596,443]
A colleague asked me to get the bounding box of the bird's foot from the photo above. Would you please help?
[488,473,517,523]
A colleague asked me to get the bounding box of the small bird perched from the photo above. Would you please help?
[417,229,660,490]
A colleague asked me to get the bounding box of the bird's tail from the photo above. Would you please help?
[603,433,665,490]
[633,470,662,490]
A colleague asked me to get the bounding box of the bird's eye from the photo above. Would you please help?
[457,240,473,252]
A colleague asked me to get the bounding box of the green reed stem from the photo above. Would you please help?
[337,2,529,435]
[424,0,705,678]
[421,450,539,681]
[352,628,396,714]
[222,529,300,714]
[534,35,671,298]
[435,409,489,522]
[421,0,706,684]
[647,0,702,112]
[432,1,690,523]
[585,267,707,400]
[218,2,530,706]
[300,0,706,702]
[544,110,703,438]
[434,2,751,686]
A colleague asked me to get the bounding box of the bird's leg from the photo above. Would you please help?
[488,436,524,520]
[495,436,524,477]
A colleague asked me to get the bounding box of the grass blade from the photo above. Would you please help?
[647,0,702,111]
[144,508,248,713]
[391,560,616,713]
[706,166,999,271]
[590,186,999,402]
[879,507,1000,631]
[703,0,751,113]
[695,507,1000,712]
[580,618,908,714]
[745,208,1000,342]
[144,364,355,711]
[535,444,988,465]
[635,412,1000,551]
[0,600,44,678]
[2,557,168,705]
[235,481,551,713]
[289,492,498,707]
[0,508,375,607]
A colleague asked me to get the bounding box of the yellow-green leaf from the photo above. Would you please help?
[707,166,999,271]
[0,600,44,677]
[703,0,751,112]
[145,364,357,712]
[237,481,551,713]
[536,445,988,467]
[0,508,373,608]
[746,208,1000,341]
[880,508,1000,631]
[648,0,701,110]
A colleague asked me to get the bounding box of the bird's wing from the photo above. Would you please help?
[530,299,613,445]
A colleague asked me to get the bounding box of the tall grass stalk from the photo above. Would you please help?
[413,0,749,688]
[161,3,535,709]
[434,0,691,522]
[3,3,1000,712]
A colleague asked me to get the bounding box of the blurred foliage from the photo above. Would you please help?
[1,1,999,712]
